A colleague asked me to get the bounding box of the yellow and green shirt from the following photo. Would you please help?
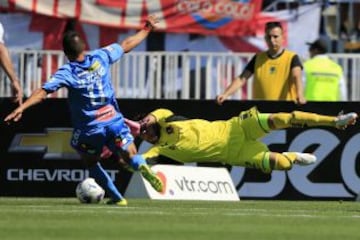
[140,107,268,166]
[303,55,344,101]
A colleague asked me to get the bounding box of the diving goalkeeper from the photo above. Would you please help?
[125,107,357,173]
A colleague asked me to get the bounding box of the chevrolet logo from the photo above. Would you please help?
[9,128,80,160]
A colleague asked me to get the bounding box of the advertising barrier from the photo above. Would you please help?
[125,165,239,201]
[1,98,359,200]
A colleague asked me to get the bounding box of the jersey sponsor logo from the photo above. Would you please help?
[8,128,79,159]
[77,70,90,77]
[88,61,101,71]
[95,105,116,121]
[269,66,276,74]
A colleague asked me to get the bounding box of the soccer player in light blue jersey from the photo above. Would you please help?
[4,15,163,206]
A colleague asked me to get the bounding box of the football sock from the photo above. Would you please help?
[261,152,272,173]
[258,113,271,131]
[89,162,123,201]
[262,152,295,172]
[129,154,147,170]
[271,111,335,129]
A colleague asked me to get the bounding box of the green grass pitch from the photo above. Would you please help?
[0,198,359,240]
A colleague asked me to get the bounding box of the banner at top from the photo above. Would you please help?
[0,0,263,37]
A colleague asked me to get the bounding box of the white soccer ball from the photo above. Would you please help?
[76,178,105,204]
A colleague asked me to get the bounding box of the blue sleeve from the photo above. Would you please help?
[100,43,125,64]
[42,68,70,93]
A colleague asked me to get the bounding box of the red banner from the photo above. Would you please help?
[0,0,263,37]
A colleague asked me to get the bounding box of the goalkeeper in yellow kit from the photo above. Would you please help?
[125,107,357,173]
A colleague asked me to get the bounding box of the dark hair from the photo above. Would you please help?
[265,21,283,31]
[307,39,328,54]
[62,31,85,60]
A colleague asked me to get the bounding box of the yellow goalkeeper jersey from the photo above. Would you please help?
[141,107,268,165]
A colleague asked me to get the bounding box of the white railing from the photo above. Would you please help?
[1,49,360,101]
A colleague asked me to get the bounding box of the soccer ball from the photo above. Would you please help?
[75,178,105,204]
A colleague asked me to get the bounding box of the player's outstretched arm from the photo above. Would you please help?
[291,66,306,105]
[120,15,159,53]
[4,88,47,124]
[216,71,250,105]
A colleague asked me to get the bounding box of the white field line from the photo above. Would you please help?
[1,205,360,219]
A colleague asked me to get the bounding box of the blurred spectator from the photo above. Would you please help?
[0,21,22,105]
[217,21,305,105]
[303,38,347,101]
